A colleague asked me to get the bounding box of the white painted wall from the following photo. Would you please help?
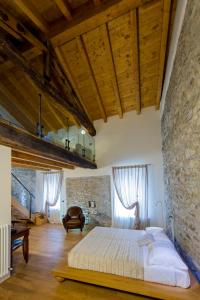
[0,145,11,225]
[64,107,164,226]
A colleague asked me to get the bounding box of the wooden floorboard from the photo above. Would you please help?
[0,224,154,300]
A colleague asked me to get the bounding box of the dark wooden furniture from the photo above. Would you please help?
[62,206,85,232]
[11,225,30,269]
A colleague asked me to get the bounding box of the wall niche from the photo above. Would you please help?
[66,176,111,227]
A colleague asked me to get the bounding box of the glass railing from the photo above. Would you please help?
[0,114,96,163]
[44,126,96,162]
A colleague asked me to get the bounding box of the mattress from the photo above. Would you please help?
[68,226,190,288]
[68,226,144,279]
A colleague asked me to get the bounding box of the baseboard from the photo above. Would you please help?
[0,272,10,284]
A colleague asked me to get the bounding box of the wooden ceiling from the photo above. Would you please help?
[0,0,176,135]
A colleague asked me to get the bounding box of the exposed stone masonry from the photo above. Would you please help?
[12,168,36,210]
[161,0,200,269]
[66,176,111,227]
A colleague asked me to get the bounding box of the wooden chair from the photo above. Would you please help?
[62,206,85,232]
[11,225,30,269]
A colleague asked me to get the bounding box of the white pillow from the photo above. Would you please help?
[148,241,188,271]
[153,231,170,242]
[146,227,164,234]
[137,233,155,247]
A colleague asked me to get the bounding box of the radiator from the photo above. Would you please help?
[0,224,10,282]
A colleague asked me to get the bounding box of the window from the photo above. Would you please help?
[114,190,135,218]
[112,165,148,229]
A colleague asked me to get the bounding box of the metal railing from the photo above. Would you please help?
[11,172,35,219]
[0,115,96,162]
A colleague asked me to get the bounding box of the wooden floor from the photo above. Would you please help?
[0,224,154,300]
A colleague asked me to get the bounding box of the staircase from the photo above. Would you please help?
[11,172,35,223]
[11,197,29,221]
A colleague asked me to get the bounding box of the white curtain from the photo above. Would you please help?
[35,171,45,213]
[112,165,148,229]
[43,171,63,224]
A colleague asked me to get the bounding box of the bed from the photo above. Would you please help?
[52,226,200,300]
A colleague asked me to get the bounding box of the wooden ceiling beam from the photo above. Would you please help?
[1,69,65,134]
[102,24,123,118]
[0,0,151,73]
[12,162,53,171]
[0,49,78,130]
[55,46,93,123]
[130,9,141,114]
[26,65,78,129]
[52,52,84,115]
[6,73,54,133]
[0,20,22,41]
[51,0,151,47]
[49,81,81,128]
[0,79,36,132]
[50,54,81,127]
[24,74,66,131]
[0,0,150,71]
[12,150,74,169]
[0,35,96,136]
[51,104,80,128]
[0,7,47,51]
[0,46,42,74]
[12,159,62,171]
[13,0,49,34]
[76,36,107,122]
[48,49,81,128]
[93,0,102,6]
[46,101,67,130]
[156,0,171,109]
[5,76,38,125]
[0,91,35,133]
[54,0,73,22]
[12,149,74,166]
[0,121,97,169]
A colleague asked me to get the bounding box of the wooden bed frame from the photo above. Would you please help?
[52,261,200,300]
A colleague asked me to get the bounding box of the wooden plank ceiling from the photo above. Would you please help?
[0,0,176,135]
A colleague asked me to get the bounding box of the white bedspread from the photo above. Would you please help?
[68,226,190,288]
[68,226,145,279]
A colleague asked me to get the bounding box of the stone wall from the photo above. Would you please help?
[66,176,111,227]
[12,168,36,210]
[161,0,200,273]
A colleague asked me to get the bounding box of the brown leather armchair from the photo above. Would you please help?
[62,206,85,232]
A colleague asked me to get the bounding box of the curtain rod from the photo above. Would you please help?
[42,170,64,174]
[112,164,151,169]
